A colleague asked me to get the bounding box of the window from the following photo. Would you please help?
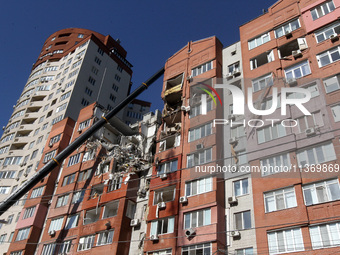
[65,214,79,229]
[78,169,92,182]
[114,74,121,82]
[252,73,273,92]
[72,60,82,69]
[275,19,300,38]
[157,159,178,175]
[228,62,240,76]
[189,97,213,118]
[43,150,57,163]
[81,98,89,106]
[84,209,99,225]
[85,87,93,96]
[107,176,122,192]
[311,0,335,20]
[186,177,212,197]
[265,187,297,212]
[0,171,15,179]
[67,153,81,166]
[257,123,286,144]
[16,227,30,241]
[235,248,254,255]
[88,76,96,85]
[234,179,249,196]
[182,242,211,255]
[57,240,72,254]
[60,91,71,101]
[188,122,212,142]
[288,82,319,98]
[0,234,7,244]
[126,200,136,219]
[49,134,61,146]
[154,186,176,204]
[303,178,340,205]
[331,104,340,122]
[151,217,175,236]
[78,119,90,131]
[42,243,56,255]
[31,186,44,198]
[23,206,36,219]
[231,125,245,138]
[284,60,311,81]
[233,150,248,165]
[6,214,12,224]
[62,173,76,186]
[150,249,172,255]
[56,194,69,208]
[323,74,340,93]
[10,252,23,255]
[297,142,336,167]
[52,115,63,125]
[102,201,119,218]
[4,156,22,166]
[94,56,101,65]
[78,235,95,251]
[8,232,14,243]
[184,208,211,229]
[310,222,340,249]
[97,47,104,56]
[109,93,116,102]
[248,32,270,50]
[191,61,213,77]
[187,148,212,168]
[49,217,64,232]
[112,83,119,92]
[294,111,323,133]
[317,46,340,67]
[268,228,304,254]
[117,65,123,72]
[235,211,251,230]
[56,103,67,113]
[250,50,274,70]
[315,21,340,43]
[261,153,290,176]
[72,190,85,204]
[91,66,99,75]
[97,230,114,246]
[82,149,95,162]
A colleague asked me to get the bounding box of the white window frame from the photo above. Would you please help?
[182,242,211,255]
[97,229,114,246]
[185,176,213,197]
[187,148,212,168]
[267,228,304,254]
[248,32,271,50]
[264,187,297,213]
[297,142,336,167]
[323,74,340,93]
[257,123,286,144]
[303,178,340,206]
[252,73,273,92]
[150,217,175,236]
[284,60,311,81]
[65,214,79,229]
[49,217,64,232]
[23,206,36,219]
[78,235,95,251]
[317,46,340,67]
[309,222,340,249]
[311,0,335,20]
[274,18,301,38]
[184,208,211,229]
[234,178,249,197]
[188,122,213,142]
[315,21,340,43]
[56,194,69,208]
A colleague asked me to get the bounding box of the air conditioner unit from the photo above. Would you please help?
[48,200,52,205]
[226,72,233,78]
[305,127,316,136]
[292,50,302,58]
[158,202,166,209]
[160,173,167,180]
[58,82,62,86]
[185,228,196,237]
[231,230,240,237]
[24,173,28,177]
[330,33,339,42]
[61,89,65,92]
[48,143,53,148]
[228,114,235,121]
[196,144,204,150]
[229,137,237,144]
[228,196,238,205]
[15,177,19,181]
[130,219,140,227]
[150,234,159,241]
[48,230,56,236]
[285,29,292,38]
[179,196,188,204]
[187,75,193,82]
[185,106,190,112]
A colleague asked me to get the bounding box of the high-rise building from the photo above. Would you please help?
[0,28,134,253]
[239,0,340,254]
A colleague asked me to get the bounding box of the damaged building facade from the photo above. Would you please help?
[6,102,161,255]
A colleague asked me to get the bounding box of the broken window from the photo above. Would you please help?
[84,209,99,225]
[95,163,110,175]
[90,184,104,199]
[154,186,176,205]
[107,176,122,192]
[278,38,308,59]
[250,50,274,70]
[159,134,181,152]
[102,201,119,219]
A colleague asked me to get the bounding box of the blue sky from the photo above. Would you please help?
[0,0,273,130]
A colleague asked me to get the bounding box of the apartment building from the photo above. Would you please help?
[222,42,257,255]
[0,28,134,253]
[143,36,226,255]
[239,0,340,254]
[123,99,152,125]
[6,102,160,255]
